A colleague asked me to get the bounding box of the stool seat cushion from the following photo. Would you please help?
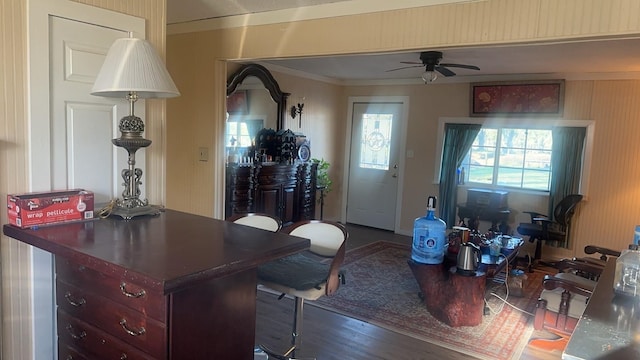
[258,252,331,291]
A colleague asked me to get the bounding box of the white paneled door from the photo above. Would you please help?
[346,101,403,231]
[50,16,142,204]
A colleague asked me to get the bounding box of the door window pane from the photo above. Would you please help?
[359,114,393,170]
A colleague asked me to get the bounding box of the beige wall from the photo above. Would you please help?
[166,0,640,261]
[1,0,166,358]
[1,1,29,356]
[165,32,225,215]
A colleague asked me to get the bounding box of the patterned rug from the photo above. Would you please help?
[310,241,547,360]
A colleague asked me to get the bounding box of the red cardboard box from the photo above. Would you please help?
[7,189,94,228]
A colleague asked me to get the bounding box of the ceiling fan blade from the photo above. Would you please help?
[435,66,456,77]
[385,64,423,72]
[439,63,480,71]
[399,61,423,65]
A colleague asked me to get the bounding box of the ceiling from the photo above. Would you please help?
[167,0,640,84]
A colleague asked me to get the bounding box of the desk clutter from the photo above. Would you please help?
[447,227,522,259]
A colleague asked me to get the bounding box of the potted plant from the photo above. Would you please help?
[313,158,332,195]
[313,158,332,219]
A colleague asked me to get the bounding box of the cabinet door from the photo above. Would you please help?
[281,185,296,225]
[255,186,281,218]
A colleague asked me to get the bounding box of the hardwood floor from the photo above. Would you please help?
[255,223,563,360]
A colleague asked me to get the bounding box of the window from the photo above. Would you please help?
[358,113,393,170]
[460,127,553,191]
[225,121,252,147]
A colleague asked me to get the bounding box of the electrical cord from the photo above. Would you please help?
[489,292,535,317]
[484,253,509,314]
[97,199,117,218]
[483,253,535,317]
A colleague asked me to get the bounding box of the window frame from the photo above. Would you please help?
[462,127,554,191]
[434,117,595,196]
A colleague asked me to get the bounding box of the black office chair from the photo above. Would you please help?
[517,194,583,265]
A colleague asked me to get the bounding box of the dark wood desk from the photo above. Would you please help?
[3,209,309,360]
[563,258,640,359]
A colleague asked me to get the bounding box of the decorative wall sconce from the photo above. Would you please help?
[290,102,304,127]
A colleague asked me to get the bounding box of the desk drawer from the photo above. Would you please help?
[58,310,157,360]
[56,256,166,321]
[57,280,166,359]
[59,342,90,360]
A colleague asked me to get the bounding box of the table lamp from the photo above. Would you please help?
[91,37,180,219]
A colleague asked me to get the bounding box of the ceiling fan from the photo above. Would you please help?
[387,51,480,83]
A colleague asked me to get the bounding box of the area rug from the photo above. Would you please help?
[309,241,547,360]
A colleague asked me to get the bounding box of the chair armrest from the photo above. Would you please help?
[532,217,553,234]
[542,274,593,298]
[524,211,546,223]
[573,257,607,268]
[584,245,621,260]
[325,241,346,296]
[556,259,604,277]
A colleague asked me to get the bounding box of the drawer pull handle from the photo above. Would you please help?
[66,324,86,340]
[119,319,146,337]
[120,282,146,298]
[64,292,86,307]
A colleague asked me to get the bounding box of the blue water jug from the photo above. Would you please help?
[411,196,447,264]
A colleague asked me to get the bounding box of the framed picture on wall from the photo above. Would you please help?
[227,90,248,115]
[470,80,564,117]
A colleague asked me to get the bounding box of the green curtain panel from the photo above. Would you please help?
[548,126,586,247]
[439,123,481,228]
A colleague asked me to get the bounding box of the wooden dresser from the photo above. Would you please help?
[3,210,309,359]
[226,162,317,225]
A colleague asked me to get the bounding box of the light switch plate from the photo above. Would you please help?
[199,147,209,162]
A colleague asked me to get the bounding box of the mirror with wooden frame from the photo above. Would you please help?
[226,64,289,152]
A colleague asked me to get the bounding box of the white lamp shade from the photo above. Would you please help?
[91,38,180,98]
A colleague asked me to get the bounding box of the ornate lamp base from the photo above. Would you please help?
[109,112,161,220]
[110,203,163,220]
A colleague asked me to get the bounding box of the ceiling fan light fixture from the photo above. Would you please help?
[422,70,438,83]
